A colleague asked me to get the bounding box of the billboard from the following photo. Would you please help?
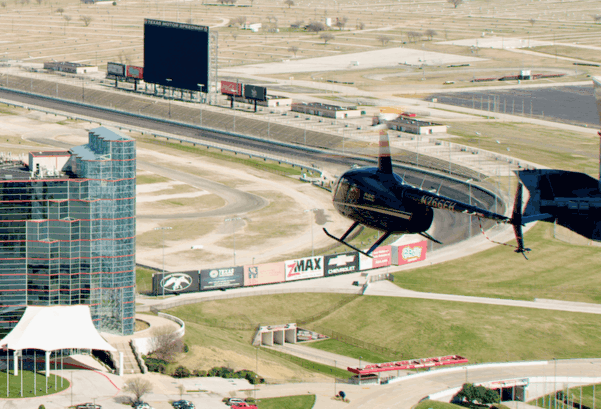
[126,65,144,79]
[244,262,285,286]
[200,266,244,290]
[359,246,392,270]
[284,256,324,281]
[324,252,359,276]
[144,19,210,92]
[393,240,427,265]
[221,81,242,96]
[153,271,199,295]
[107,62,126,77]
[243,84,267,101]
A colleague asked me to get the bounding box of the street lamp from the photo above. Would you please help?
[197,83,204,126]
[154,226,172,297]
[225,217,242,265]
[466,179,473,238]
[166,78,172,118]
[304,208,321,257]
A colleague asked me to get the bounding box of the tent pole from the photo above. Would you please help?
[6,348,8,397]
[54,351,57,390]
[34,350,36,396]
[61,351,63,387]
[20,352,22,397]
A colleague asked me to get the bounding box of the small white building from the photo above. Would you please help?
[44,61,98,74]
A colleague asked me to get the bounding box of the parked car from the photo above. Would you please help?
[232,403,258,409]
[226,398,245,406]
[172,400,194,409]
[133,402,153,409]
[76,404,102,409]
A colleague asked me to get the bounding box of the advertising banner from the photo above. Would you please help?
[324,252,359,276]
[394,240,427,265]
[153,271,199,295]
[284,256,324,281]
[200,266,244,290]
[221,81,242,96]
[243,84,267,101]
[126,65,144,79]
[107,62,126,77]
[244,262,285,286]
[372,246,392,268]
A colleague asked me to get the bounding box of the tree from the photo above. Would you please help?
[528,18,536,26]
[406,31,422,43]
[55,6,64,14]
[177,384,186,398]
[288,45,299,57]
[454,383,500,405]
[284,0,294,8]
[319,32,334,45]
[0,2,6,7]
[356,21,365,30]
[376,35,391,46]
[447,0,463,8]
[290,20,303,28]
[63,14,71,22]
[231,32,238,41]
[124,377,153,402]
[424,29,437,40]
[80,15,92,26]
[148,325,183,362]
[593,14,601,23]
[306,21,325,32]
[334,16,347,30]
[35,0,42,5]
[230,16,246,26]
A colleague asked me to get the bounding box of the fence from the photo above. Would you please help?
[308,325,402,358]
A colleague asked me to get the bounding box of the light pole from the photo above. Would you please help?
[554,358,557,409]
[154,226,172,297]
[334,360,337,397]
[197,83,204,126]
[166,78,172,118]
[304,208,321,257]
[466,179,473,238]
[225,217,242,265]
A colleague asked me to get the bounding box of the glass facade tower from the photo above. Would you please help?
[0,127,136,336]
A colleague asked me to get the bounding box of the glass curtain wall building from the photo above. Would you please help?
[0,127,136,336]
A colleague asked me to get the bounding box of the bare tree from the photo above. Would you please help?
[290,20,303,28]
[376,35,391,46]
[356,21,365,30]
[231,32,238,40]
[35,0,42,5]
[55,6,64,14]
[406,31,422,43]
[424,29,437,40]
[80,15,92,26]
[148,325,183,362]
[177,384,186,398]
[284,0,294,8]
[593,14,601,23]
[319,32,334,45]
[124,378,153,402]
[528,18,536,26]
[1,2,6,7]
[447,0,463,8]
[306,21,325,32]
[63,14,71,22]
[288,45,299,57]
[334,16,347,30]
[230,16,246,26]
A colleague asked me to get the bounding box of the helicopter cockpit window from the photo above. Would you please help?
[334,178,350,202]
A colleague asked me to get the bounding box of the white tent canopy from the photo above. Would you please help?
[0,305,116,352]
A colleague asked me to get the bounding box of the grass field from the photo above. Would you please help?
[392,222,601,303]
[446,122,599,177]
[0,371,69,398]
[257,394,316,409]
[166,291,601,377]
[304,339,397,364]
[529,383,601,409]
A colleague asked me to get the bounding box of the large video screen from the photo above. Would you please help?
[144,19,209,93]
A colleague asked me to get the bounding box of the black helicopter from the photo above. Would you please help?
[324,131,528,257]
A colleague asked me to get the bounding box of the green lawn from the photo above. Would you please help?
[529,383,601,409]
[257,394,316,409]
[0,370,69,398]
[136,266,158,295]
[262,347,352,380]
[392,223,601,303]
[304,339,398,364]
[447,122,599,177]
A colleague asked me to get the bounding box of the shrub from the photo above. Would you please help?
[172,366,191,378]
[38,405,46,409]
[183,343,189,353]
[192,369,207,377]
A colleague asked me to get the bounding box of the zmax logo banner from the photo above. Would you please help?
[284,256,324,281]
[324,252,359,276]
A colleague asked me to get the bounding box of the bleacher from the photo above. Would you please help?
[0,73,483,181]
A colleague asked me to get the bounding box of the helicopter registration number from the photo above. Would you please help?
[420,195,456,211]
